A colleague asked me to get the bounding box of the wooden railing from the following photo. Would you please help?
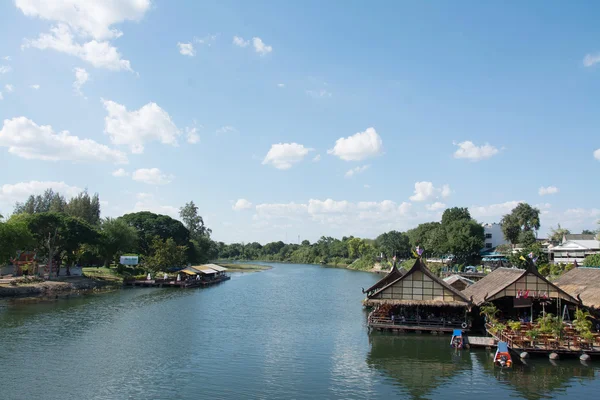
[486,323,600,351]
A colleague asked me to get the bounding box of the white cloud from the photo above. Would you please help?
[2,56,10,61]
[5,84,14,93]
[539,186,559,196]
[15,0,150,40]
[277,83,285,88]
[306,89,332,98]
[132,193,179,219]
[233,199,253,211]
[262,142,313,170]
[73,67,89,96]
[132,168,173,185]
[453,141,499,161]
[309,199,353,214]
[194,34,217,46]
[469,200,524,218]
[0,66,11,74]
[102,99,181,153]
[328,127,383,161]
[565,208,600,218]
[594,148,600,160]
[186,126,199,144]
[112,168,129,177]
[233,36,249,47]
[583,53,600,67]
[312,154,321,162]
[345,165,370,178]
[252,37,272,55]
[177,42,195,57]
[22,24,133,71]
[0,116,127,164]
[426,202,446,211]
[30,84,40,90]
[409,182,451,202]
[215,125,237,135]
[0,180,81,209]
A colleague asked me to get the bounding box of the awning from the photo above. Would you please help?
[180,268,198,275]
[189,266,218,274]
[202,264,227,272]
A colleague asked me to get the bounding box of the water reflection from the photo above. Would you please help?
[366,333,472,399]
[472,351,598,400]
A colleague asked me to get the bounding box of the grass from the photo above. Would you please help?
[82,267,123,282]
[219,263,271,272]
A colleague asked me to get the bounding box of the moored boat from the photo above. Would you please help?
[494,341,512,368]
[450,329,464,349]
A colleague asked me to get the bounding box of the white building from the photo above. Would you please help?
[482,223,509,250]
[549,239,600,265]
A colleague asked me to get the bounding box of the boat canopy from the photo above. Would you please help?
[497,341,509,353]
[452,329,462,337]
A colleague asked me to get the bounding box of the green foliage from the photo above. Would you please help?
[573,308,592,336]
[501,203,540,246]
[65,190,101,225]
[13,188,67,215]
[480,303,499,324]
[537,263,550,277]
[374,230,410,258]
[98,218,138,266]
[441,207,471,226]
[518,230,537,247]
[0,218,34,264]
[508,320,522,331]
[144,237,188,273]
[548,224,570,243]
[526,329,540,341]
[444,219,484,264]
[537,313,563,338]
[583,254,600,267]
[179,201,211,239]
[118,211,190,255]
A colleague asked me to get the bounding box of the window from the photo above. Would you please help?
[485,243,493,249]
[485,233,492,239]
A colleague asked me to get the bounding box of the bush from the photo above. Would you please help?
[583,254,600,267]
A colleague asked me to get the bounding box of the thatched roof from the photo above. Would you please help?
[462,267,580,306]
[363,298,469,307]
[554,267,600,309]
[363,264,405,295]
[366,258,471,307]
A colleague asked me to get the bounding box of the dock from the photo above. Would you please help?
[467,336,496,347]
[123,275,231,288]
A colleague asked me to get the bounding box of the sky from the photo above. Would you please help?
[0,0,599,244]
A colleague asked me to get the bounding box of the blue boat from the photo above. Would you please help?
[494,341,512,368]
[450,329,463,349]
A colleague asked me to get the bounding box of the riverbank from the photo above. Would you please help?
[218,263,272,272]
[0,276,121,298]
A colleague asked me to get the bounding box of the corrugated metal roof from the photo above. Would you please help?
[202,264,227,272]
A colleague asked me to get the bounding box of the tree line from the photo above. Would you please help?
[0,189,216,276]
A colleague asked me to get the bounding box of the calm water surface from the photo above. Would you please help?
[1,262,599,399]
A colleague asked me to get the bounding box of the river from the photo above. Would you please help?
[1,262,599,399]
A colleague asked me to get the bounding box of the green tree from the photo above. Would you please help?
[98,218,138,266]
[119,211,190,255]
[179,201,211,239]
[375,230,410,258]
[518,230,537,247]
[441,207,471,225]
[66,190,101,225]
[14,188,67,214]
[581,229,594,235]
[444,219,484,264]
[0,218,34,264]
[583,254,600,267]
[501,203,540,247]
[144,237,188,273]
[548,224,570,243]
[406,222,442,253]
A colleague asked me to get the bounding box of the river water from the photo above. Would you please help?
[1,262,599,400]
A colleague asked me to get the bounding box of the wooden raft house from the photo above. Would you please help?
[364,257,472,333]
[124,264,231,288]
[554,267,600,314]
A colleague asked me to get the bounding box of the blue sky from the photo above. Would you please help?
[0,0,599,244]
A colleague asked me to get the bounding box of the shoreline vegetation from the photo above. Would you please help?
[218,263,272,272]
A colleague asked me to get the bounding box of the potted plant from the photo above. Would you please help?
[508,320,522,332]
[526,329,540,346]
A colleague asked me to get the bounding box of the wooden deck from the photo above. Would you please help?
[369,316,467,333]
[123,275,231,288]
[467,336,496,347]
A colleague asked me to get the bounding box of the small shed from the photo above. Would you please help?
[443,275,474,291]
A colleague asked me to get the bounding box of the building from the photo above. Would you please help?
[554,267,600,311]
[548,239,600,265]
[364,257,472,332]
[482,223,509,250]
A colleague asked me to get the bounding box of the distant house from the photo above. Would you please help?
[482,223,509,250]
[548,239,600,265]
[443,275,474,291]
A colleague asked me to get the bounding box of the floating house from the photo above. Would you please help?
[554,267,600,312]
[462,266,580,325]
[365,257,472,332]
[124,264,230,288]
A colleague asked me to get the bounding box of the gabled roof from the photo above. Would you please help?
[363,264,406,295]
[443,274,474,287]
[365,258,471,307]
[554,267,600,309]
[564,234,596,241]
[552,240,600,251]
[462,267,580,306]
